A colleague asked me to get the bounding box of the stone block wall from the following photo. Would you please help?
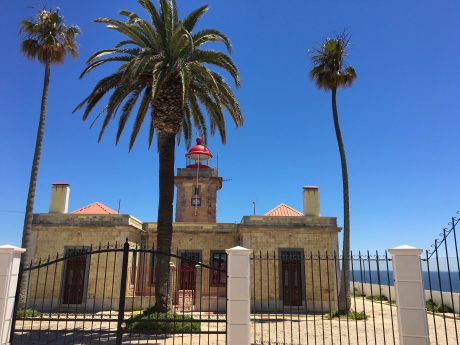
[28,213,340,312]
[174,177,222,223]
[240,216,340,311]
[145,222,238,297]
[27,214,143,311]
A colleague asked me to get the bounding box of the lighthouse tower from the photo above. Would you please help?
[174,138,222,223]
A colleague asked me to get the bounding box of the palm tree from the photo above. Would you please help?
[309,33,357,312]
[19,8,79,297]
[74,0,242,311]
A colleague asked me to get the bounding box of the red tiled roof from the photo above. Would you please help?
[71,202,118,215]
[264,203,303,217]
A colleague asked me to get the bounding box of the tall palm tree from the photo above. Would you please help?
[19,8,79,296]
[74,0,242,311]
[309,33,357,312]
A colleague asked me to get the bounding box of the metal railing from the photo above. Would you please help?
[422,211,460,345]
[11,240,227,345]
[250,251,397,345]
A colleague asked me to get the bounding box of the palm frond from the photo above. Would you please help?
[179,105,193,147]
[188,93,208,143]
[148,108,156,148]
[86,48,140,63]
[80,55,134,79]
[97,84,138,142]
[95,18,150,47]
[182,5,208,31]
[193,29,232,53]
[21,39,39,59]
[76,0,242,149]
[137,0,165,41]
[115,40,137,48]
[19,8,79,64]
[194,86,226,143]
[74,72,124,117]
[129,88,151,150]
[191,50,240,86]
[116,88,143,144]
[309,33,357,90]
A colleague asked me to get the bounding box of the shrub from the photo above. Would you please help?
[16,309,41,318]
[366,295,388,302]
[426,300,454,313]
[327,310,367,320]
[426,299,436,312]
[352,288,365,298]
[436,303,453,313]
[126,311,200,332]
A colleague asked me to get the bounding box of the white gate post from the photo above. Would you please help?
[0,245,26,345]
[226,246,252,345]
[389,245,429,345]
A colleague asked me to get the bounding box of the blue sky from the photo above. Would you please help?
[1,0,459,252]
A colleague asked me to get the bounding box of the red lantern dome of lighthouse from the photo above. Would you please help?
[186,137,212,168]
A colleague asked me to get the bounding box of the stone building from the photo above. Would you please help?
[29,138,341,312]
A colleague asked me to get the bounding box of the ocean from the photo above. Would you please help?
[351,270,460,292]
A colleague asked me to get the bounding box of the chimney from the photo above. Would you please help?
[49,182,70,213]
[303,186,320,217]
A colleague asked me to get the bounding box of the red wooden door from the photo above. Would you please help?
[282,260,302,306]
[62,255,87,304]
[180,263,196,290]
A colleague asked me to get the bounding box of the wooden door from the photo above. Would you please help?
[179,263,196,290]
[282,259,302,306]
[179,251,200,291]
[62,254,87,304]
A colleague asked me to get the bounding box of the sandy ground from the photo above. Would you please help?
[12,298,460,344]
[250,298,460,345]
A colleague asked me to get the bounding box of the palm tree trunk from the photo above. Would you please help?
[154,131,176,312]
[19,62,51,303]
[331,87,351,313]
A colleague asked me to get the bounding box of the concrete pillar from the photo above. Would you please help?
[302,186,320,216]
[0,245,26,345]
[389,245,429,345]
[226,246,252,345]
[49,182,70,214]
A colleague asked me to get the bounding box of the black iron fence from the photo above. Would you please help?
[250,251,398,345]
[422,212,460,345]
[11,240,227,345]
[247,213,460,345]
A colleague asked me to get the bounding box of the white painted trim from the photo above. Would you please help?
[226,246,253,255]
[388,246,423,256]
[0,245,26,254]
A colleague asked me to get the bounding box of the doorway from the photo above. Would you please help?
[179,251,201,290]
[280,250,303,306]
[62,247,89,305]
[176,250,201,307]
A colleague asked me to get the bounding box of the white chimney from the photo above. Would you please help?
[49,182,70,213]
[303,186,320,217]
